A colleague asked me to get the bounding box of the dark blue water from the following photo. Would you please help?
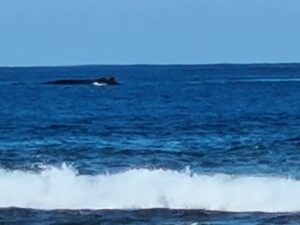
[1,64,300,224]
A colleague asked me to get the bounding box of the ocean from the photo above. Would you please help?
[0,64,300,224]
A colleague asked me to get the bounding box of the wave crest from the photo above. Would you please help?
[0,165,299,212]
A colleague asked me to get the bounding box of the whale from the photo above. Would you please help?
[45,77,120,86]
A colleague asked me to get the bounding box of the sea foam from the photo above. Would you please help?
[0,165,300,212]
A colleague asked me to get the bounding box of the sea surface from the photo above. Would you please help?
[0,64,300,224]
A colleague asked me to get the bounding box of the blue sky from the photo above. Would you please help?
[0,0,299,66]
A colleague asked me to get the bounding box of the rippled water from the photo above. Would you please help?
[0,64,300,224]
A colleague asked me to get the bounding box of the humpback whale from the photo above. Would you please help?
[45,77,120,86]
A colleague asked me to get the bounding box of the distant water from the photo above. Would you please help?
[0,64,300,224]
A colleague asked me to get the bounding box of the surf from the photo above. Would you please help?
[0,165,300,212]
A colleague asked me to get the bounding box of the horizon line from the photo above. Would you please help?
[1,62,300,69]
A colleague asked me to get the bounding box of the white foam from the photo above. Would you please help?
[92,82,107,86]
[236,78,300,83]
[0,165,300,212]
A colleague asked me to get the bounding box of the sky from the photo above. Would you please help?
[0,0,300,66]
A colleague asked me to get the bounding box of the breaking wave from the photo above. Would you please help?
[1,165,300,212]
